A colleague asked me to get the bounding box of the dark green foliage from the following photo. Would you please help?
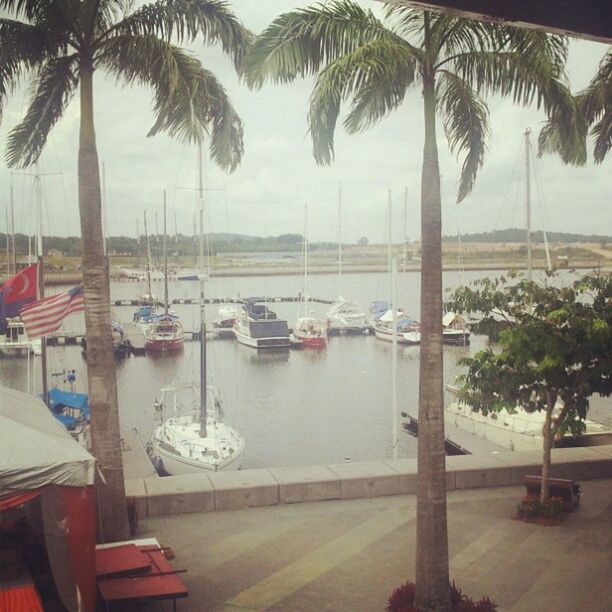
[448,272,612,436]
[387,581,498,612]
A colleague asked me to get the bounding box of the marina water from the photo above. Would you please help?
[0,269,594,469]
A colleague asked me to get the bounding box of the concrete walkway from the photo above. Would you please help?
[139,478,612,612]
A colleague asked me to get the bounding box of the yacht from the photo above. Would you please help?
[326,297,368,335]
[373,310,421,344]
[0,317,42,355]
[233,298,290,349]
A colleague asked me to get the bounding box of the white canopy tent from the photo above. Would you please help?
[0,385,96,611]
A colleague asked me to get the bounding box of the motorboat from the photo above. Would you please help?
[326,296,368,335]
[373,310,420,344]
[0,317,42,355]
[233,298,290,349]
[213,305,239,337]
[442,311,471,345]
[150,383,245,473]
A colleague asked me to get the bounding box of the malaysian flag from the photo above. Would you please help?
[19,286,85,338]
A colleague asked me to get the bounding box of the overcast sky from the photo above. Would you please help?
[0,0,610,244]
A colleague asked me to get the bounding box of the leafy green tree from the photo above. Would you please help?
[450,273,612,502]
[539,48,611,164]
[245,2,571,608]
[0,0,248,541]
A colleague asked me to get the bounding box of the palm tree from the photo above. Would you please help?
[0,0,248,542]
[245,2,570,608]
[539,48,611,164]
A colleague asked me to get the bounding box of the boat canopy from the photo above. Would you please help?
[246,302,277,320]
[378,309,408,323]
[370,301,389,314]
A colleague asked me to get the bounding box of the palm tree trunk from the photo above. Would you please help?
[78,65,129,542]
[415,61,451,611]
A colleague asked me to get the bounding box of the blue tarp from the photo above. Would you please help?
[48,388,90,419]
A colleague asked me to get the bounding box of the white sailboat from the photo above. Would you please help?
[293,205,328,348]
[326,184,368,334]
[150,145,245,474]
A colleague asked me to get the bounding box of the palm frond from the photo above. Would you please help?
[308,36,417,165]
[6,54,78,168]
[245,0,400,89]
[382,4,423,42]
[538,107,588,166]
[582,49,612,162]
[99,33,243,170]
[0,19,55,121]
[102,0,250,69]
[436,70,488,202]
[0,0,49,21]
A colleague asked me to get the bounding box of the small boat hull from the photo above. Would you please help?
[152,439,244,474]
[233,327,291,349]
[374,327,420,345]
[442,330,471,345]
[295,334,327,348]
[146,338,184,352]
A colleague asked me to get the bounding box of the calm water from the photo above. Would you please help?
[0,269,574,469]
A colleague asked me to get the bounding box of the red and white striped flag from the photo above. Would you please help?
[19,286,85,338]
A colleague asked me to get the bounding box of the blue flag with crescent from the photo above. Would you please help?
[0,264,38,333]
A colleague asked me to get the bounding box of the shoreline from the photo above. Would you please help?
[36,261,609,285]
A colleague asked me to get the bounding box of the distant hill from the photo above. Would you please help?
[442,228,611,244]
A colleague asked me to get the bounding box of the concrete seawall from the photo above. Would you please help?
[125,444,612,519]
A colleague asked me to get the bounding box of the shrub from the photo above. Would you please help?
[387,581,498,612]
[516,495,564,521]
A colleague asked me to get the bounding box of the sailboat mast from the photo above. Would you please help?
[9,178,16,275]
[198,142,207,437]
[303,204,308,309]
[337,184,342,284]
[525,128,533,281]
[34,164,48,406]
[387,189,392,294]
[163,192,168,315]
[391,257,398,460]
[403,187,408,273]
[144,212,152,296]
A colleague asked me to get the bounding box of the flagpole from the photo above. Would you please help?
[35,163,48,406]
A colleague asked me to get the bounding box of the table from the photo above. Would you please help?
[96,539,188,611]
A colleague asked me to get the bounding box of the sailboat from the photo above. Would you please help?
[149,146,245,474]
[326,184,368,335]
[144,192,184,353]
[133,211,159,329]
[293,205,327,348]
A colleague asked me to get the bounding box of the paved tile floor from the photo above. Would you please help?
[140,479,612,611]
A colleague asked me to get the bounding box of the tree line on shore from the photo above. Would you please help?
[2,228,608,260]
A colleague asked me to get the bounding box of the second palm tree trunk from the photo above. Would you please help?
[415,66,451,611]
